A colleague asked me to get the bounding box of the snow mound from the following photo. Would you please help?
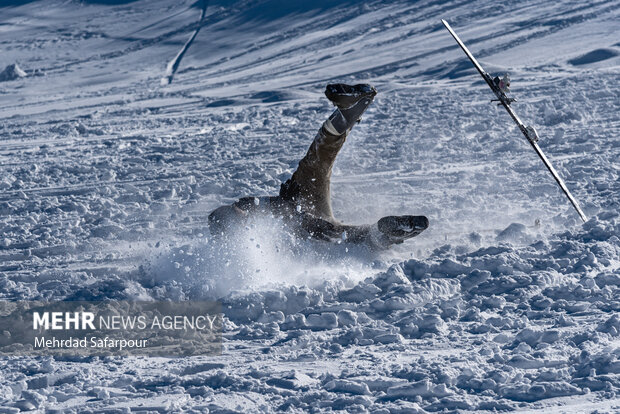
[0,63,26,82]
[569,48,619,65]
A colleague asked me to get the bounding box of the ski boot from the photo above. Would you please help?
[323,83,377,135]
[375,215,429,248]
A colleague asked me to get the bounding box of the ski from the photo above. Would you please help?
[441,19,587,223]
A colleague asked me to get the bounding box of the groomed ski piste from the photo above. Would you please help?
[0,0,619,412]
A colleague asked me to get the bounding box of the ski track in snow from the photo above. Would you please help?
[0,0,619,412]
[161,0,208,86]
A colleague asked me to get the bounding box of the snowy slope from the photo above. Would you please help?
[1,0,619,412]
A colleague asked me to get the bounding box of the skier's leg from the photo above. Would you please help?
[299,213,429,250]
[297,213,370,243]
[339,216,429,249]
[280,84,377,221]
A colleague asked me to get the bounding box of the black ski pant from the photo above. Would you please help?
[209,124,375,244]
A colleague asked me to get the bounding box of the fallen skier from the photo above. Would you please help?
[208,84,428,249]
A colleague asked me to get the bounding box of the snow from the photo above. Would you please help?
[1,0,619,412]
[0,64,27,82]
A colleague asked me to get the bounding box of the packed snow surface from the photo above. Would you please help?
[1,0,619,412]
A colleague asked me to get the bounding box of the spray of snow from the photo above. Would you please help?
[143,213,378,299]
